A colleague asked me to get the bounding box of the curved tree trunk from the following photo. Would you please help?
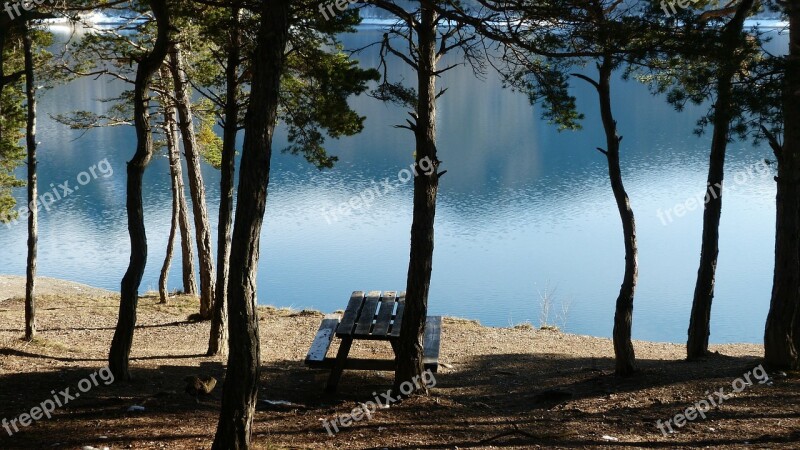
[597,57,637,376]
[395,1,441,395]
[212,1,289,447]
[108,0,171,381]
[765,1,800,370]
[159,92,182,305]
[23,22,36,342]
[169,43,216,320]
[208,5,241,357]
[159,192,178,305]
[687,0,754,359]
[686,106,727,359]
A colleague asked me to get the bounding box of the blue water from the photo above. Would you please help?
[0,27,786,344]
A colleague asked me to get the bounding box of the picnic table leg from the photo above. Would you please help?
[389,338,401,372]
[325,337,353,393]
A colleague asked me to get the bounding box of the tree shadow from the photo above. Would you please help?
[0,319,199,333]
[0,340,796,449]
[0,362,224,449]
[0,348,207,362]
[258,352,798,448]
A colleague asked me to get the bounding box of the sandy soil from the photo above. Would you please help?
[0,275,114,301]
[0,281,797,449]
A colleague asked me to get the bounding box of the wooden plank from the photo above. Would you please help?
[305,315,340,364]
[372,291,396,337]
[354,291,382,336]
[336,291,365,336]
[423,316,442,372]
[389,294,406,337]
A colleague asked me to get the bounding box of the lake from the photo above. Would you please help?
[0,27,786,344]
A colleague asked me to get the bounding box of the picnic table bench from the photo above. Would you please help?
[304,290,442,392]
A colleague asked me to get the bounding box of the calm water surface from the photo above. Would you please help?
[0,28,786,344]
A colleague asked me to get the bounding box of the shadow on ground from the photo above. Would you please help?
[0,334,798,448]
[256,351,799,448]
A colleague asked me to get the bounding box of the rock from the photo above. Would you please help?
[184,375,217,399]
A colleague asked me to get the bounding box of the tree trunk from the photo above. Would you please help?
[159,189,177,304]
[597,56,637,376]
[23,22,36,342]
[169,88,195,297]
[159,91,182,305]
[394,1,441,395]
[786,4,800,363]
[178,159,196,296]
[208,6,241,357]
[764,1,800,370]
[687,0,754,359]
[169,43,216,320]
[212,1,289,447]
[108,0,171,381]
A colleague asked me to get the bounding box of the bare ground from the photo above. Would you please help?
[0,276,114,301]
[0,281,798,449]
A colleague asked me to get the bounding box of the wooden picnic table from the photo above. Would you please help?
[304,290,441,392]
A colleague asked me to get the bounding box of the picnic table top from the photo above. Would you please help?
[336,290,406,340]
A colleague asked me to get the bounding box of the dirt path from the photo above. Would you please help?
[0,282,797,449]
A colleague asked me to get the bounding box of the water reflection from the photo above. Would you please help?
[0,27,782,345]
